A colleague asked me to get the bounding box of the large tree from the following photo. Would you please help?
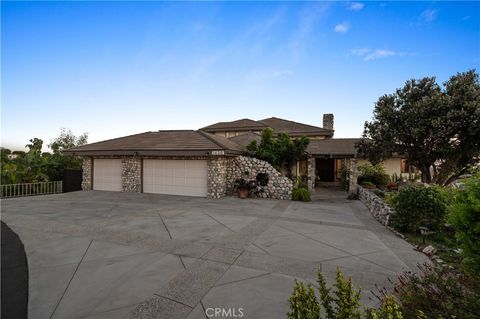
[46,128,88,181]
[356,70,480,185]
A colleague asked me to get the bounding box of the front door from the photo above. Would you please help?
[316,158,335,182]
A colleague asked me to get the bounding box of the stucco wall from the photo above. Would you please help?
[357,158,408,178]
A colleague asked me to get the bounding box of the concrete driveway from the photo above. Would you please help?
[1,189,428,319]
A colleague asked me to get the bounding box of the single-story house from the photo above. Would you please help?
[65,114,412,198]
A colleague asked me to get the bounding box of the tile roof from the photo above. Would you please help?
[307,138,361,156]
[227,132,261,146]
[200,119,267,132]
[201,117,333,137]
[258,117,333,136]
[64,130,244,156]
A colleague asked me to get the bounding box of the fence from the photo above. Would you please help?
[0,181,63,198]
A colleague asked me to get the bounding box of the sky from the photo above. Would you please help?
[1,1,479,151]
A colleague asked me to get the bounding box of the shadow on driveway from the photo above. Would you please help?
[1,221,28,319]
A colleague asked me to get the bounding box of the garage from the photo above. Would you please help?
[143,159,207,197]
[93,159,122,191]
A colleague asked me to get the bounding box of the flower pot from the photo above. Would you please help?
[238,189,249,199]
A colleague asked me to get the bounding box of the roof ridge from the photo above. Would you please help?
[196,130,227,149]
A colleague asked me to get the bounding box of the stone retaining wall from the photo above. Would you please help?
[358,186,392,225]
[226,156,293,200]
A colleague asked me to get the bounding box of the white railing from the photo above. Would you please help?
[0,181,63,198]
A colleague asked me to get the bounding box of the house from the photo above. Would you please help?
[65,114,410,198]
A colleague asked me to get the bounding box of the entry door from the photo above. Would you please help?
[316,158,335,182]
[143,159,208,197]
[93,159,122,191]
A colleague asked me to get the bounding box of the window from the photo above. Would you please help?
[401,159,409,173]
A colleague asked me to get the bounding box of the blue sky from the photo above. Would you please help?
[1,1,479,150]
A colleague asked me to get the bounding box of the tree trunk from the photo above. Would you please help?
[420,165,432,183]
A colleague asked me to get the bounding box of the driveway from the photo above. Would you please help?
[1,189,428,319]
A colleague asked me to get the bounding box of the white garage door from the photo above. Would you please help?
[143,159,207,197]
[93,159,122,191]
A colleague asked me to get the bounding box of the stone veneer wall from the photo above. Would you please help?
[207,157,230,199]
[122,157,142,192]
[81,157,92,190]
[348,158,359,195]
[307,157,316,192]
[358,186,392,226]
[225,156,293,200]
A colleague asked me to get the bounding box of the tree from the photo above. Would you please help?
[247,128,309,178]
[49,128,88,155]
[26,138,44,153]
[45,128,88,181]
[356,70,480,184]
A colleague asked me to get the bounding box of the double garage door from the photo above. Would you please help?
[93,159,208,197]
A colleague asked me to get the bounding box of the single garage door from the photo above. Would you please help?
[143,159,207,197]
[93,159,122,191]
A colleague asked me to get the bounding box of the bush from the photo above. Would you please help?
[357,163,390,188]
[373,189,385,198]
[386,263,480,319]
[390,185,447,232]
[287,268,404,319]
[386,182,398,191]
[448,172,480,275]
[292,187,311,202]
[360,181,376,189]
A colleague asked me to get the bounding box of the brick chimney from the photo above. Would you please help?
[323,113,334,131]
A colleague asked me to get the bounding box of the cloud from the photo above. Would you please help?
[421,9,438,22]
[350,48,414,61]
[334,22,350,33]
[347,2,364,11]
[364,49,396,61]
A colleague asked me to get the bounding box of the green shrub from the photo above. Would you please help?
[292,187,311,202]
[373,189,385,198]
[357,163,391,188]
[360,181,376,189]
[448,172,480,275]
[390,185,447,232]
[287,268,405,319]
[389,263,480,319]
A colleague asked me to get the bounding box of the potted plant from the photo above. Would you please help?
[234,178,255,199]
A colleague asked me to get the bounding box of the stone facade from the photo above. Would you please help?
[122,157,142,192]
[81,157,92,190]
[348,158,359,195]
[207,157,230,199]
[358,186,392,226]
[307,157,316,192]
[225,156,293,200]
[82,155,292,199]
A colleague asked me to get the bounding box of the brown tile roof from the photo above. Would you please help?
[200,119,267,132]
[64,130,244,156]
[307,138,361,156]
[201,116,333,137]
[259,117,333,136]
[227,132,261,146]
